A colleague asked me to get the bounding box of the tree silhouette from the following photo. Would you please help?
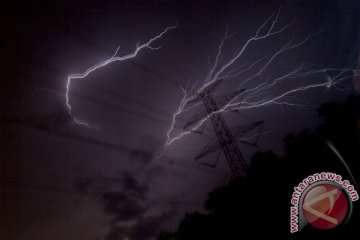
[158,94,360,239]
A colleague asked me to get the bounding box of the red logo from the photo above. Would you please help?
[301,183,349,229]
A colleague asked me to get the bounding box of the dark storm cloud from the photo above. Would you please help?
[71,140,175,239]
[118,171,150,200]
[145,165,166,181]
[74,170,150,221]
[74,167,176,239]
[128,149,154,165]
[106,225,130,240]
[106,210,176,240]
[102,191,146,221]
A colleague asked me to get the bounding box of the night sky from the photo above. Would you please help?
[1,0,360,240]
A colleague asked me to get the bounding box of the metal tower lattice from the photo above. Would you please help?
[183,80,263,178]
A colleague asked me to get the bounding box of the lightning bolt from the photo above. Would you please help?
[165,10,355,147]
[65,25,177,128]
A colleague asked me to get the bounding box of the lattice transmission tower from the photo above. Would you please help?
[183,80,263,178]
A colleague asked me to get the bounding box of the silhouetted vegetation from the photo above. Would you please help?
[158,95,360,239]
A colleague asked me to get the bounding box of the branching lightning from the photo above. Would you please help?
[62,14,354,153]
[165,10,355,147]
[65,25,177,128]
